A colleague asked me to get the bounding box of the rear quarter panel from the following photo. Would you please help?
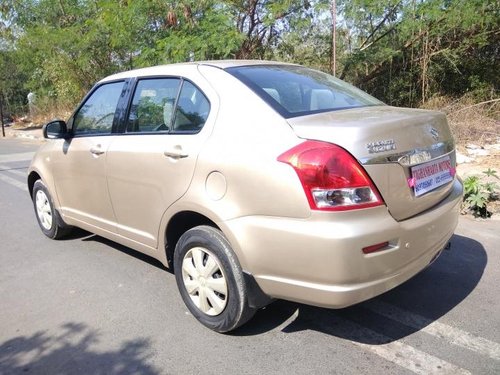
[164,66,310,267]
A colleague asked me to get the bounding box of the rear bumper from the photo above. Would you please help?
[224,178,462,308]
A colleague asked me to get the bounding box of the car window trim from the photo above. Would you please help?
[114,78,136,134]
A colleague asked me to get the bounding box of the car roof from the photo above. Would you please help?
[99,60,297,83]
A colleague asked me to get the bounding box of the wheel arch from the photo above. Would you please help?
[164,210,220,268]
[27,171,41,198]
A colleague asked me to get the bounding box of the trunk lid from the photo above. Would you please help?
[287,105,457,221]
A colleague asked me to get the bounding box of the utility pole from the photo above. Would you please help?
[331,0,336,76]
[0,92,5,138]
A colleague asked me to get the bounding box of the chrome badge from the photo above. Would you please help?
[430,127,439,141]
[366,139,396,154]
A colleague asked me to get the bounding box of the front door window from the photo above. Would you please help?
[73,81,125,135]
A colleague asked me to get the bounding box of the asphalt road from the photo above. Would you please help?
[1,137,499,375]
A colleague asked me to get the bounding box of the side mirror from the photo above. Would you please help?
[43,120,69,139]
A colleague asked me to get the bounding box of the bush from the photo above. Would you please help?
[421,94,499,146]
[462,169,499,218]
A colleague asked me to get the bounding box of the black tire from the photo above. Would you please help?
[174,225,256,333]
[32,180,71,239]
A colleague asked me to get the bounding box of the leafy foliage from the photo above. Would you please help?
[0,0,497,116]
[462,169,499,218]
[334,0,499,106]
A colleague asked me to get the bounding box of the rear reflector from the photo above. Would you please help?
[362,242,390,254]
[278,140,384,211]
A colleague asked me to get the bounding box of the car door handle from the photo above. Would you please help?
[90,146,105,155]
[164,147,188,159]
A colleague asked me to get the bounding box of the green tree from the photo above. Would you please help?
[1,0,122,106]
[142,1,243,63]
[0,0,497,116]
[336,0,499,106]
[0,49,28,115]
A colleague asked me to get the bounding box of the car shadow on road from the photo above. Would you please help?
[233,233,487,342]
[0,322,159,374]
[83,234,170,272]
[63,229,486,343]
[62,228,170,272]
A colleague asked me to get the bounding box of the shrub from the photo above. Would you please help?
[462,169,499,218]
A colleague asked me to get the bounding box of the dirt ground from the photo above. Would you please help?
[456,144,500,218]
[1,124,45,142]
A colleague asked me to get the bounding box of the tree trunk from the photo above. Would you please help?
[330,0,336,76]
[0,93,5,138]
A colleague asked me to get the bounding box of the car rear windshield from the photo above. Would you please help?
[226,65,383,118]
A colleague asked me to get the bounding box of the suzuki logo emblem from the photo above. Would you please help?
[430,127,439,141]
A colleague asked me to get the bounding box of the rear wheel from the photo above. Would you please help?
[32,180,71,239]
[174,226,256,333]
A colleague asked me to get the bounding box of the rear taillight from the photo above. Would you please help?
[278,141,384,211]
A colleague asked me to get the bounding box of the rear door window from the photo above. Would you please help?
[126,78,210,134]
[127,78,181,133]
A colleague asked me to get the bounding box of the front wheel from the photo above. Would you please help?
[174,226,256,333]
[32,180,71,239]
